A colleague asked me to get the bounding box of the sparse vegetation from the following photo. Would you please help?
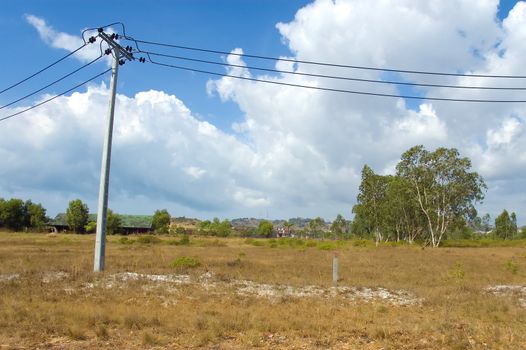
[1,232,526,349]
[171,256,201,268]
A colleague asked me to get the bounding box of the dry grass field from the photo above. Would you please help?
[1,232,526,349]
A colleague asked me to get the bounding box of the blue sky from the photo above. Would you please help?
[1,0,311,131]
[1,1,526,223]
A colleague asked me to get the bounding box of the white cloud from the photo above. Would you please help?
[25,14,112,64]
[5,2,526,222]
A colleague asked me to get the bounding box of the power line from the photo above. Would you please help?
[81,22,127,44]
[127,37,526,79]
[146,60,526,103]
[0,44,88,95]
[0,55,103,111]
[141,50,526,91]
[0,69,111,123]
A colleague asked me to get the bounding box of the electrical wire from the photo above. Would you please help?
[0,44,87,95]
[0,55,104,111]
[81,22,127,44]
[146,60,526,103]
[127,37,526,79]
[141,50,526,91]
[0,69,111,123]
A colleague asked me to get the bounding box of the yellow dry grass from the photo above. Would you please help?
[1,232,526,349]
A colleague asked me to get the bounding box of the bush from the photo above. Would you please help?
[118,237,134,244]
[136,235,161,244]
[505,260,519,274]
[305,241,317,248]
[170,256,201,268]
[318,242,338,250]
[244,238,265,247]
[180,234,190,245]
[352,239,369,247]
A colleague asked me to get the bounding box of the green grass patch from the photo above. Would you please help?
[170,256,201,268]
[135,235,161,244]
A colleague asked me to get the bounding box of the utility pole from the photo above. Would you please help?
[93,30,134,272]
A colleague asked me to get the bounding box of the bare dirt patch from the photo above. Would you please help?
[486,285,526,307]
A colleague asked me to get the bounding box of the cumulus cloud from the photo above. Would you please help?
[5,2,526,222]
[25,14,112,64]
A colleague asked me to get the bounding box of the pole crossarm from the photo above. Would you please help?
[98,31,134,62]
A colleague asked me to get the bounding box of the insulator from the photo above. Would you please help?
[97,28,103,33]
[119,59,125,65]
[139,57,146,63]
[110,33,116,40]
[115,34,120,40]
[88,36,96,44]
[105,48,112,55]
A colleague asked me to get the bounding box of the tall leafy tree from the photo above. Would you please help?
[0,198,26,231]
[257,220,274,238]
[354,165,389,245]
[381,176,424,243]
[330,214,348,239]
[308,217,325,238]
[495,210,517,240]
[66,199,89,233]
[283,220,294,236]
[396,146,486,247]
[481,213,492,232]
[25,201,47,232]
[152,209,171,234]
[0,198,4,227]
[106,209,122,235]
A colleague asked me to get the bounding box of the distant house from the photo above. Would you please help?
[48,213,153,234]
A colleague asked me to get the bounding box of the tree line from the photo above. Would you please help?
[1,146,523,244]
[0,198,48,231]
[351,145,524,246]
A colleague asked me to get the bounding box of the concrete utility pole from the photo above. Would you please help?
[93,30,134,272]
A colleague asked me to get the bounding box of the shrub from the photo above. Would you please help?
[352,239,369,247]
[180,234,190,245]
[318,242,338,250]
[118,237,134,244]
[136,235,161,244]
[448,262,465,281]
[505,260,519,274]
[305,241,317,248]
[171,256,201,268]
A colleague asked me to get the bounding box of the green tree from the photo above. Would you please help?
[353,165,389,245]
[106,209,122,235]
[197,220,211,234]
[25,201,47,232]
[66,199,89,233]
[308,217,325,238]
[283,220,294,236]
[0,198,26,231]
[216,219,232,237]
[330,214,348,239]
[396,146,486,247]
[257,220,274,238]
[152,209,171,234]
[0,198,4,227]
[495,210,517,240]
[481,213,492,232]
[381,176,424,243]
[351,204,373,238]
[85,221,97,233]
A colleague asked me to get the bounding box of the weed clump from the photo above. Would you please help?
[136,235,161,244]
[171,256,201,268]
[118,237,134,244]
[448,262,465,281]
[305,241,317,248]
[504,260,519,274]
